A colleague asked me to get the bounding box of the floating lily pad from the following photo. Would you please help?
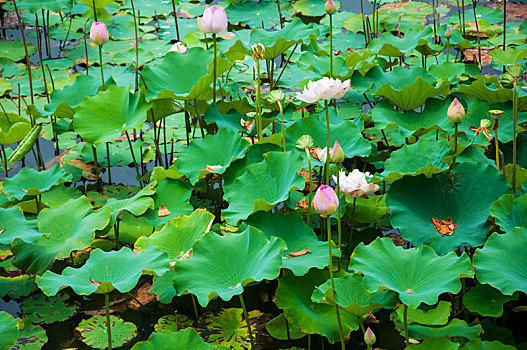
[173,227,286,307]
[202,308,263,349]
[13,322,48,350]
[153,314,194,333]
[21,293,78,324]
[473,228,527,295]
[350,237,474,308]
[0,275,38,299]
[132,328,213,350]
[76,315,136,349]
[0,311,18,350]
[0,112,31,146]
[0,40,36,61]
[103,182,155,224]
[266,313,306,340]
[489,194,527,233]
[2,165,73,201]
[464,283,519,317]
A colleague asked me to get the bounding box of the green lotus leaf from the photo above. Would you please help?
[135,209,215,263]
[275,269,360,343]
[173,226,286,307]
[142,48,232,101]
[489,194,527,233]
[345,195,389,224]
[0,39,36,61]
[391,301,452,326]
[177,128,250,185]
[37,247,169,295]
[285,112,371,167]
[10,0,73,12]
[0,275,38,298]
[379,139,451,182]
[241,211,336,276]
[12,197,111,274]
[489,47,527,66]
[0,311,18,350]
[153,314,194,333]
[461,339,517,350]
[406,337,460,349]
[386,162,511,254]
[371,98,452,138]
[473,228,527,295]
[132,328,213,350]
[43,75,102,118]
[150,270,177,303]
[0,112,31,145]
[74,85,150,145]
[374,67,450,112]
[76,315,136,349]
[103,181,156,224]
[266,313,306,340]
[20,293,78,324]
[350,237,474,308]
[312,273,398,318]
[397,318,483,341]
[368,27,434,57]
[454,76,512,105]
[139,178,192,229]
[0,207,42,245]
[12,321,48,350]
[463,283,518,317]
[428,62,469,83]
[203,308,263,349]
[226,0,293,28]
[223,151,305,225]
[2,164,73,200]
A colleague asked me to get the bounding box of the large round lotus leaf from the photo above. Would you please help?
[142,48,232,101]
[37,247,169,296]
[43,75,101,118]
[406,337,460,350]
[311,273,398,318]
[2,164,73,200]
[0,275,38,298]
[103,182,156,223]
[378,139,451,182]
[463,283,518,317]
[10,0,73,13]
[473,228,527,295]
[274,269,360,344]
[173,227,286,307]
[391,301,451,326]
[284,112,371,166]
[265,313,306,340]
[143,177,193,227]
[20,293,78,324]
[12,197,112,274]
[0,39,36,61]
[135,209,215,263]
[397,318,483,341]
[132,328,213,350]
[0,207,42,245]
[150,270,177,304]
[368,27,434,57]
[223,151,305,225]
[13,322,48,350]
[374,67,450,112]
[371,98,452,138]
[76,315,136,349]
[177,129,250,185]
[226,0,292,28]
[489,194,527,233]
[0,311,18,350]
[350,237,474,308]
[461,339,517,350]
[0,112,31,145]
[74,85,150,145]
[454,76,512,106]
[241,211,336,276]
[386,162,511,254]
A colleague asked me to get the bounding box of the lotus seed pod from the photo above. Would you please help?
[296,135,314,150]
[480,119,492,129]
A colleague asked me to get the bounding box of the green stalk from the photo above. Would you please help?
[106,142,112,185]
[446,38,450,63]
[329,14,333,78]
[91,145,101,192]
[98,45,105,84]
[453,122,459,168]
[1,145,8,178]
[191,294,200,322]
[105,293,112,350]
[130,0,139,91]
[125,131,141,186]
[512,81,518,194]
[336,164,343,271]
[404,304,409,347]
[304,148,314,225]
[350,197,357,249]
[327,217,345,350]
[239,293,254,349]
[495,128,500,171]
[325,100,330,185]
[277,100,286,151]
[213,33,217,102]
[308,334,311,350]
[255,60,262,140]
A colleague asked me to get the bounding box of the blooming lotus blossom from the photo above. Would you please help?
[169,42,187,54]
[90,21,109,46]
[333,169,380,198]
[197,6,228,34]
[296,77,351,103]
[313,185,339,217]
[447,98,465,123]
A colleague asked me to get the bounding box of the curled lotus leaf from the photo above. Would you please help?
[489,193,527,233]
[0,311,18,350]
[350,237,474,308]
[0,207,42,245]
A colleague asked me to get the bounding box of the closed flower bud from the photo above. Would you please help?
[445,27,452,39]
[364,327,376,346]
[447,98,465,123]
[296,135,314,150]
[90,21,109,46]
[325,0,338,15]
[197,6,228,34]
[313,185,339,217]
[330,141,344,163]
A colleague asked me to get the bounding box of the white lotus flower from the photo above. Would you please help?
[333,169,380,198]
[296,77,351,103]
[169,42,188,54]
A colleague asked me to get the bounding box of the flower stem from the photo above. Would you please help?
[239,293,254,349]
[329,14,333,78]
[404,304,409,347]
[495,128,500,171]
[105,293,112,350]
[327,217,345,350]
[453,122,459,168]
[512,82,518,194]
[213,33,217,103]
[278,100,286,151]
[98,45,104,85]
[336,164,343,271]
[446,38,450,63]
[256,60,262,140]
[191,294,200,321]
[106,142,112,185]
[304,148,314,225]
[350,197,357,248]
[91,145,101,192]
[325,100,330,185]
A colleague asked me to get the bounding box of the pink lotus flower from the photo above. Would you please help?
[364,327,376,346]
[313,185,339,217]
[296,77,351,103]
[325,0,338,14]
[90,21,109,46]
[197,6,228,34]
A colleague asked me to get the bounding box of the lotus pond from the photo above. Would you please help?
[0,0,527,349]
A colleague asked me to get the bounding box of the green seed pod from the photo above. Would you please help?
[8,123,42,164]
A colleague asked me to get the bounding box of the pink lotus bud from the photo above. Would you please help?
[445,27,452,39]
[90,21,109,46]
[364,327,376,346]
[330,141,344,163]
[447,98,465,123]
[325,0,338,15]
[313,185,339,217]
[197,6,228,34]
